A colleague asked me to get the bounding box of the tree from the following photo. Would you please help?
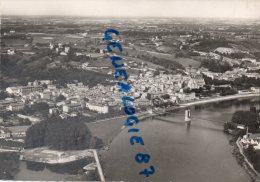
[0,91,9,100]
[231,110,258,132]
[25,117,103,150]
[56,94,66,102]
[246,145,257,164]
[219,87,237,96]
[153,70,160,77]
[161,94,170,100]
[201,59,232,73]
[83,97,89,102]
[31,102,49,111]
[146,93,152,100]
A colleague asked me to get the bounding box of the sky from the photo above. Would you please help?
[1,0,260,19]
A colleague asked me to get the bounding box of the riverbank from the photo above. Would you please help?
[22,148,94,164]
[236,137,260,182]
[86,93,260,145]
[89,93,260,125]
[100,98,259,182]
[21,148,105,181]
[179,93,260,107]
[91,94,260,181]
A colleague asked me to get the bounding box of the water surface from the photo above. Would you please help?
[101,98,260,182]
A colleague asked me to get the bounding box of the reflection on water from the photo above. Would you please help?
[0,152,20,180]
[14,158,92,181]
[15,162,72,181]
[25,158,91,174]
[101,98,260,182]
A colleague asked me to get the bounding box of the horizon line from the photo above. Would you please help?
[2,14,260,20]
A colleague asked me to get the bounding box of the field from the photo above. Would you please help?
[173,57,201,68]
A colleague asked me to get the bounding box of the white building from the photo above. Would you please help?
[40,91,52,100]
[86,102,108,114]
[49,108,59,115]
[186,75,205,89]
[64,46,70,53]
[6,86,43,95]
[7,49,15,55]
[63,103,83,113]
[7,103,25,111]
[177,92,196,102]
[0,129,11,139]
[251,87,260,93]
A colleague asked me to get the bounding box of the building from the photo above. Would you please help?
[49,43,54,50]
[251,87,260,93]
[60,52,67,56]
[6,86,43,95]
[0,99,17,112]
[137,99,151,107]
[0,131,11,139]
[86,53,104,59]
[86,102,109,114]
[19,86,44,95]
[186,75,205,89]
[0,128,11,139]
[7,49,15,55]
[241,133,260,150]
[7,103,25,111]
[49,108,60,115]
[177,92,196,102]
[7,126,28,138]
[64,46,70,53]
[40,91,52,100]
[63,103,83,113]
[6,87,20,94]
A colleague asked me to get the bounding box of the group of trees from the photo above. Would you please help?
[201,59,232,73]
[137,55,184,70]
[194,39,230,52]
[231,110,259,132]
[1,54,113,89]
[203,75,231,86]
[245,145,260,172]
[232,76,260,88]
[25,117,103,150]
[254,52,260,59]
[203,74,260,91]
[216,87,238,96]
[224,108,259,134]
[22,102,50,116]
[0,91,10,100]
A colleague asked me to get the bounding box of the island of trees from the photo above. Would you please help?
[224,107,259,134]
[25,117,103,150]
[233,110,258,131]
[224,107,260,173]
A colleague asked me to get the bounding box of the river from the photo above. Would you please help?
[5,97,260,181]
[99,97,260,182]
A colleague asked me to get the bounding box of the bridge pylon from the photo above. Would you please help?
[185,108,191,126]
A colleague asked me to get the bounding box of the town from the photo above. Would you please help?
[1,15,260,181]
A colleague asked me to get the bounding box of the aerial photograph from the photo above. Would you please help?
[1,0,260,181]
